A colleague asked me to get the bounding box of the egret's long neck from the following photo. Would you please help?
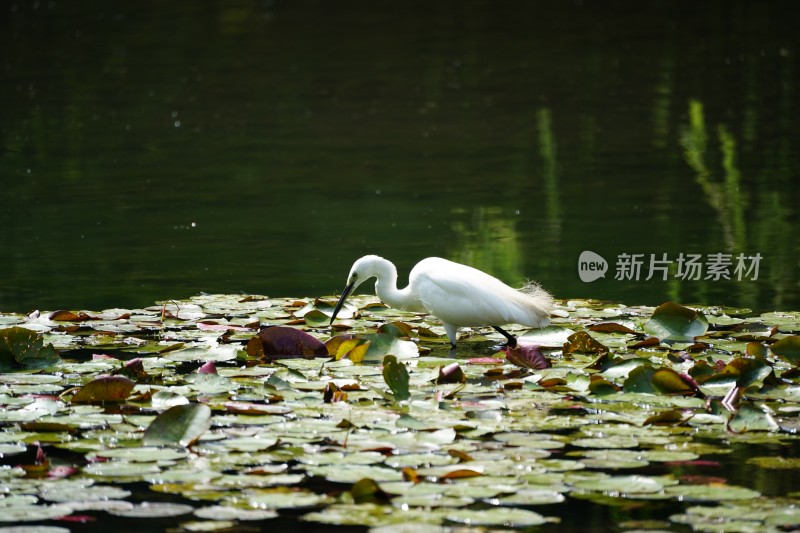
[373,259,419,311]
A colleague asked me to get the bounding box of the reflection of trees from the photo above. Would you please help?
[680,100,746,251]
[679,99,797,309]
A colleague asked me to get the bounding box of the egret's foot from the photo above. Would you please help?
[492,326,518,349]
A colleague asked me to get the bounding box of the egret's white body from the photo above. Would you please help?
[330,255,557,347]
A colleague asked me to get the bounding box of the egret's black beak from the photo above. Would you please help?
[330,281,356,325]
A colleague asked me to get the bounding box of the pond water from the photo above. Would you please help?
[2,1,798,315]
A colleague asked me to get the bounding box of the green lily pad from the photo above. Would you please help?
[520,325,575,346]
[494,489,565,506]
[664,484,760,501]
[0,327,61,370]
[302,309,331,328]
[645,302,709,341]
[143,403,212,447]
[572,475,664,494]
[382,355,410,401]
[193,505,279,521]
[728,404,780,433]
[0,504,74,522]
[246,489,334,509]
[108,502,194,518]
[444,507,547,527]
[40,484,132,502]
[92,446,188,462]
[302,503,438,527]
[770,335,800,366]
[70,376,135,404]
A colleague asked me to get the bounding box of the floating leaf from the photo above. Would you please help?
[720,357,773,388]
[770,336,800,366]
[0,504,74,522]
[194,505,278,521]
[495,489,565,506]
[49,310,94,321]
[643,409,693,426]
[254,326,328,359]
[623,365,659,393]
[573,475,664,494]
[362,333,418,362]
[644,302,708,341]
[563,331,609,354]
[728,403,779,433]
[664,484,760,501]
[588,375,620,395]
[302,309,330,327]
[70,376,135,404]
[444,507,546,527]
[143,403,212,447]
[625,339,659,352]
[382,355,410,401]
[377,321,414,338]
[519,325,575,347]
[589,322,641,336]
[246,489,334,509]
[0,326,61,370]
[746,456,800,470]
[109,502,194,518]
[350,478,391,504]
[505,344,551,369]
[111,358,148,381]
[651,368,696,395]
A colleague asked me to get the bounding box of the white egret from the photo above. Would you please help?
[329,255,559,348]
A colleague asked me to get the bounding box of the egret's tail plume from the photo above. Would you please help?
[521,281,568,319]
[521,281,553,307]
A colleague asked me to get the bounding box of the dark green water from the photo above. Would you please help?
[2,1,798,313]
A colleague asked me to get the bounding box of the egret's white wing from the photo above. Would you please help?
[410,258,550,327]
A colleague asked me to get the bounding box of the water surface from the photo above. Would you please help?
[1,1,798,313]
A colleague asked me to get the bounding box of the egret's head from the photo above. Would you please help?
[330,255,383,325]
[346,255,383,288]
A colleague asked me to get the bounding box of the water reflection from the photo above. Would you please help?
[450,206,524,285]
[680,100,746,251]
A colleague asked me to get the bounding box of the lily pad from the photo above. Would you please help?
[444,507,547,527]
[193,505,279,521]
[143,403,212,447]
[0,327,61,370]
[572,475,664,494]
[645,302,708,341]
[664,484,760,501]
[70,376,135,404]
[382,355,410,401]
[252,326,328,359]
[0,505,73,522]
[770,335,800,366]
[246,489,334,509]
[519,325,575,347]
[109,502,194,518]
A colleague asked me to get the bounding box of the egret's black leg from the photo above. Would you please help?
[493,326,518,348]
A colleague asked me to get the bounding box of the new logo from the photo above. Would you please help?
[578,251,608,282]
